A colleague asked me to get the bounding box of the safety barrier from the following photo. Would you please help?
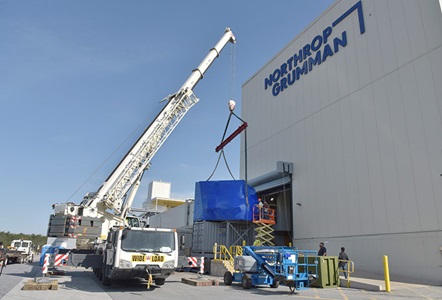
[186,256,205,275]
[199,257,205,275]
[42,254,50,276]
[383,255,390,292]
[54,254,69,267]
[187,257,198,267]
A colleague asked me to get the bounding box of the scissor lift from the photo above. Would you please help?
[253,205,276,245]
[224,246,318,293]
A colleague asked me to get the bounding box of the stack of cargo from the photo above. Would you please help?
[192,180,258,255]
[148,180,259,270]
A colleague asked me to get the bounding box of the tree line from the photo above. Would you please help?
[0,231,47,251]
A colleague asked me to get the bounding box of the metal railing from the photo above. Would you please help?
[213,243,237,268]
[213,243,234,261]
[229,245,243,257]
[339,260,355,287]
[252,205,276,224]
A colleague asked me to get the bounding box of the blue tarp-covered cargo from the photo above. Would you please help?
[194,180,258,222]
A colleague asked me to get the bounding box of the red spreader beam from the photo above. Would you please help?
[215,122,248,153]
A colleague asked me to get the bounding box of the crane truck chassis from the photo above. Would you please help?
[45,28,236,287]
[54,227,178,286]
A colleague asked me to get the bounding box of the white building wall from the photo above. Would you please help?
[241,0,442,284]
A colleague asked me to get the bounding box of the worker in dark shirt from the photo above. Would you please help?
[0,242,6,256]
[0,242,6,275]
[338,247,349,279]
[318,242,327,256]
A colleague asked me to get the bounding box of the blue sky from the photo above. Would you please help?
[0,0,335,235]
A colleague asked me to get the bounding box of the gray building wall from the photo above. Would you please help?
[241,0,442,284]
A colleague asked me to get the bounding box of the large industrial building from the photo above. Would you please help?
[241,0,442,284]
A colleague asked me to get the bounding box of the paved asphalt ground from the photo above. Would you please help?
[1,259,441,300]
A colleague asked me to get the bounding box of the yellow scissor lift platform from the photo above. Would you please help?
[253,205,276,246]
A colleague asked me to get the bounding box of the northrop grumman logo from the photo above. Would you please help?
[264,1,366,96]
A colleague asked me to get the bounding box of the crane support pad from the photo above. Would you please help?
[181,277,220,286]
[23,279,58,291]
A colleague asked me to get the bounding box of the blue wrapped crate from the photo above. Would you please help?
[194,180,258,222]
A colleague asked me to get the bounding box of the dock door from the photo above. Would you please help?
[248,162,293,246]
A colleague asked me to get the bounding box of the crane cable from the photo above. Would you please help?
[206,111,240,181]
[229,42,236,101]
[206,43,239,181]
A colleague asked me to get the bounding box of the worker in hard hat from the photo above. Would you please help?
[253,239,262,246]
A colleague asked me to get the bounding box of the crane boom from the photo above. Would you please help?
[49,28,236,242]
[89,28,235,216]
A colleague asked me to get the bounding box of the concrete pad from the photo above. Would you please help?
[340,278,382,291]
[3,269,113,300]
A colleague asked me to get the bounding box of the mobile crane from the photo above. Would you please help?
[46,28,236,287]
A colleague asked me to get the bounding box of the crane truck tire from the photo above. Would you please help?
[102,274,112,286]
[102,265,112,286]
[98,268,103,281]
[101,255,112,286]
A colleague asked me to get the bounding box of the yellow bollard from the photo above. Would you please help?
[383,255,391,292]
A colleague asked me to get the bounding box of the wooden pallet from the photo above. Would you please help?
[181,277,220,287]
[22,279,58,291]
